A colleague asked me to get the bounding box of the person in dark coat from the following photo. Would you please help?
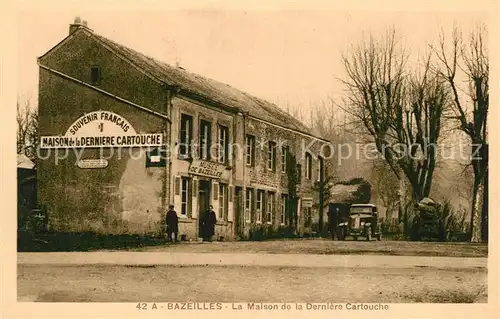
[203,205,217,242]
[166,205,179,243]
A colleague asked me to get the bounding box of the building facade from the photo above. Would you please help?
[37,18,329,240]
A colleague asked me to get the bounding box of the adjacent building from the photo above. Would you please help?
[37,18,330,240]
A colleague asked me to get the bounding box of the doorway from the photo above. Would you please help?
[198,180,211,236]
[234,187,243,237]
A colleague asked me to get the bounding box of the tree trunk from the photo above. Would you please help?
[470,179,483,242]
[481,167,488,242]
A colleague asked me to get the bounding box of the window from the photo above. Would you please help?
[281,146,287,173]
[245,188,253,222]
[304,207,312,227]
[281,195,288,225]
[218,183,227,220]
[267,192,274,224]
[267,141,277,171]
[199,120,211,160]
[296,164,302,183]
[179,114,193,158]
[245,135,255,167]
[305,153,313,179]
[317,156,324,182]
[218,125,229,164]
[181,178,190,216]
[90,66,101,84]
[256,190,264,223]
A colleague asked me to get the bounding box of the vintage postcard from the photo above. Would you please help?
[1,0,498,318]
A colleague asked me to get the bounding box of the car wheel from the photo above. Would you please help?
[338,228,345,241]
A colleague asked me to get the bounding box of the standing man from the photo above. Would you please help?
[203,205,217,242]
[166,205,179,243]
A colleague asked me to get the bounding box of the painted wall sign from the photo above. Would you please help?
[249,170,279,188]
[189,160,226,178]
[77,159,109,169]
[40,110,164,149]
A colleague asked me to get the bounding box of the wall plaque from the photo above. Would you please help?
[77,159,109,169]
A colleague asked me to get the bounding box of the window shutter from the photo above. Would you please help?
[175,176,181,196]
[213,182,219,200]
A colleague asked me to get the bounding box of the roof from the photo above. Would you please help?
[17,154,35,170]
[79,29,318,137]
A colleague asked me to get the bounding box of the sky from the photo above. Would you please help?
[14,1,493,118]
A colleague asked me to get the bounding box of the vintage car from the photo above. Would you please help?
[338,204,382,241]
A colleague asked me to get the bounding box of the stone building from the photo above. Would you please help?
[37,18,329,240]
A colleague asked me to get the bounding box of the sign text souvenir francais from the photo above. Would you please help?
[40,111,164,149]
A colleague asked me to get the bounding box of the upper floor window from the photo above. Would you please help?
[218,125,229,164]
[246,135,255,167]
[179,114,193,158]
[296,164,302,184]
[199,120,212,160]
[281,145,287,173]
[317,156,324,182]
[90,66,101,85]
[267,141,277,171]
[305,153,313,180]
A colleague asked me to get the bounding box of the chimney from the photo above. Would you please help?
[69,16,91,35]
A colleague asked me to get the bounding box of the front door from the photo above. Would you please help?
[198,180,211,237]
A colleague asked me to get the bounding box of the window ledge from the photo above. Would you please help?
[266,222,272,225]
[256,221,262,224]
[179,218,194,223]
[216,220,230,226]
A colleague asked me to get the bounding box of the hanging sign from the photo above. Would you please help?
[40,110,164,149]
[302,197,313,208]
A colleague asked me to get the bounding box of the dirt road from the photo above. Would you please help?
[129,239,488,257]
[17,250,487,303]
[18,251,487,268]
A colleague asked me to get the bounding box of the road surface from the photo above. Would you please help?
[17,251,487,303]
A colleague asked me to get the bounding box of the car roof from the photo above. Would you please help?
[350,204,376,207]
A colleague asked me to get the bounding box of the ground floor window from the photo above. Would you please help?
[181,177,190,216]
[256,190,264,223]
[281,195,288,225]
[218,183,227,220]
[267,192,274,224]
[245,188,253,222]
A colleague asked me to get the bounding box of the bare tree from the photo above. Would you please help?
[432,25,488,242]
[17,97,38,160]
[371,158,399,221]
[339,28,450,206]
